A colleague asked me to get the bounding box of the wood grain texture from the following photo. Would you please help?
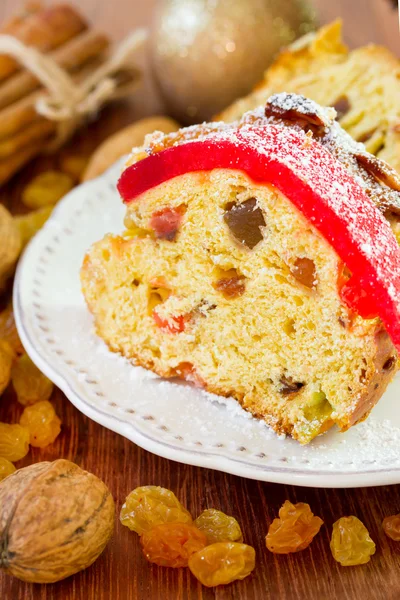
[0,1,400,599]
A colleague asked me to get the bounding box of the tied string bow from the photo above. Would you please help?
[0,29,147,149]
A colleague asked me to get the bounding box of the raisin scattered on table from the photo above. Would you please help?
[140,522,206,567]
[0,456,16,481]
[11,353,54,406]
[383,514,400,541]
[120,485,192,535]
[0,423,30,461]
[330,516,376,566]
[189,542,255,587]
[20,400,61,448]
[266,500,323,554]
[194,508,243,544]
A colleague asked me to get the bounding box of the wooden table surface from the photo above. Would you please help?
[1,1,400,599]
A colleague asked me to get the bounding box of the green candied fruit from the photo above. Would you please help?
[303,391,333,423]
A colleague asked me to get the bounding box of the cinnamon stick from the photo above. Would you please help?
[0,143,48,187]
[0,30,110,114]
[0,54,110,148]
[0,119,55,159]
[0,3,88,82]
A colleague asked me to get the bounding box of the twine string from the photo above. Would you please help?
[0,29,147,149]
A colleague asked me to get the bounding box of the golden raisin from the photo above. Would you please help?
[0,339,13,395]
[15,206,53,248]
[11,353,53,406]
[0,305,24,356]
[223,198,266,249]
[59,153,89,181]
[330,516,376,566]
[383,514,400,541]
[189,542,255,587]
[120,486,192,534]
[0,456,16,481]
[20,401,61,448]
[0,423,30,461]
[22,171,74,209]
[194,509,243,544]
[140,522,206,567]
[266,500,323,554]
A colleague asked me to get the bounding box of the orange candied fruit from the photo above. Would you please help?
[153,308,186,334]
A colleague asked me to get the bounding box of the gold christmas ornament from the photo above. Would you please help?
[150,0,316,124]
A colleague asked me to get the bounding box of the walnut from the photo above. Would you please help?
[0,459,115,583]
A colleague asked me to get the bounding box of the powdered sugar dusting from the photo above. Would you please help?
[121,93,400,350]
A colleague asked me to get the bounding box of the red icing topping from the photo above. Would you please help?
[118,124,400,351]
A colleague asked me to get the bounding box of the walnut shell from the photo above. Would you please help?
[0,459,115,583]
[0,204,21,292]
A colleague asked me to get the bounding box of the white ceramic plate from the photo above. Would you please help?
[14,160,400,488]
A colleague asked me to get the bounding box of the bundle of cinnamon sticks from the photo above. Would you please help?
[0,3,119,185]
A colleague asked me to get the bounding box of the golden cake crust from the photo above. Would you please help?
[219,21,400,176]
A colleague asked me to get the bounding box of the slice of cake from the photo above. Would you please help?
[219,22,400,176]
[81,93,400,444]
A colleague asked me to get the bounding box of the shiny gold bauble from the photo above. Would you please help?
[150,0,316,124]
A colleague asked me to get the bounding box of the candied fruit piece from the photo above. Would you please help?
[333,96,351,120]
[153,309,186,333]
[290,258,317,289]
[0,339,13,395]
[0,456,16,481]
[189,542,255,587]
[383,514,400,541]
[174,362,205,388]
[149,205,185,241]
[213,275,246,299]
[15,206,53,248]
[11,353,54,406]
[330,516,376,566]
[223,198,265,249]
[120,485,192,534]
[20,400,61,448]
[194,509,243,544]
[0,423,30,461]
[266,500,323,554]
[22,171,74,209]
[0,304,24,356]
[279,376,305,395]
[140,522,206,567]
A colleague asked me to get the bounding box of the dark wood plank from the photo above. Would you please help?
[1,1,400,599]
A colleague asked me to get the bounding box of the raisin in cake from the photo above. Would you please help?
[81,94,400,444]
[220,22,400,179]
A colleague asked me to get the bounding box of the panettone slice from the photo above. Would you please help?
[220,21,400,176]
[81,94,400,444]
